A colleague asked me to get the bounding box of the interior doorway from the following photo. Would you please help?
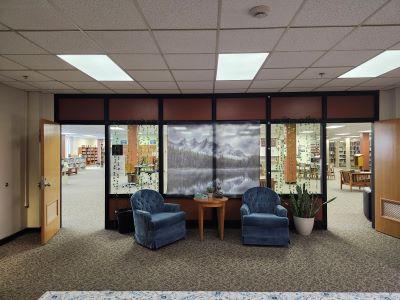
[61,125,105,231]
[326,122,373,231]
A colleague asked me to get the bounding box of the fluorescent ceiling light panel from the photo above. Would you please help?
[300,130,314,134]
[57,55,133,81]
[339,50,400,78]
[327,125,345,129]
[217,53,268,80]
[335,133,350,136]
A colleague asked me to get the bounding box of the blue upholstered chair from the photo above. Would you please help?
[241,187,289,246]
[130,189,186,250]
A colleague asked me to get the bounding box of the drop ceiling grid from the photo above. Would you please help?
[0,0,399,93]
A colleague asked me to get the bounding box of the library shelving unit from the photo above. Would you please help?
[79,146,99,166]
[350,139,361,168]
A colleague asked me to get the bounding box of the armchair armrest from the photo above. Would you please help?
[275,205,287,218]
[163,203,181,212]
[133,209,151,228]
[240,204,251,217]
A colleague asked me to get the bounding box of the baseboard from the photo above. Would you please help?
[0,227,40,246]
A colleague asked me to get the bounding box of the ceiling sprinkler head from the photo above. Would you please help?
[319,72,325,78]
[249,5,270,18]
[22,75,28,80]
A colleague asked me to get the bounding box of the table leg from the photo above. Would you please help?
[218,204,225,240]
[198,205,204,241]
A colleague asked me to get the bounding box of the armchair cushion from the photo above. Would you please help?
[240,203,250,216]
[131,189,164,214]
[150,211,186,231]
[243,187,280,213]
[243,213,289,228]
[164,203,181,213]
[275,205,287,217]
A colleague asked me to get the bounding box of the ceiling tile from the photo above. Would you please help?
[147,89,180,94]
[251,80,290,89]
[39,70,94,81]
[313,50,381,67]
[365,0,400,25]
[154,30,216,53]
[391,42,400,50]
[0,56,26,70]
[297,67,352,79]
[334,26,400,50]
[1,81,38,90]
[87,31,159,54]
[82,89,114,94]
[276,27,352,51]
[280,87,314,92]
[52,0,146,30]
[214,88,247,93]
[112,90,148,94]
[172,70,215,81]
[314,86,351,91]
[322,78,369,87]
[286,79,331,88]
[164,54,215,69]
[348,86,381,91]
[30,81,72,90]
[45,89,80,94]
[0,74,15,81]
[21,31,103,54]
[0,24,8,30]
[292,0,386,26]
[140,81,178,89]
[177,81,213,89]
[127,70,173,81]
[359,77,400,87]
[247,88,281,93]
[256,68,304,80]
[0,70,51,81]
[109,54,167,70]
[0,0,75,30]
[180,89,213,94]
[0,32,45,54]
[381,67,400,78]
[264,51,324,68]
[64,81,107,89]
[4,55,73,70]
[137,0,218,29]
[219,29,283,53]
[220,0,303,28]
[215,80,251,89]
[101,81,142,90]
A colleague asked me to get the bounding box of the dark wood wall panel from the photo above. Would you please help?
[58,98,104,121]
[163,98,212,120]
[327,95,375,119]
[271,96,322,119]
[216,97,266,120]
[109,98,158,121]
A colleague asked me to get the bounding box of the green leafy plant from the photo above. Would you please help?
[289,184,336,218]
[206,185,214,193]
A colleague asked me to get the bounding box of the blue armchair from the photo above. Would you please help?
[130,189,186,250]
[241,187,289,246]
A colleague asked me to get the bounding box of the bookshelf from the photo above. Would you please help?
[79,146,99,165]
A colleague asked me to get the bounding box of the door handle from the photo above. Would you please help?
[38,178,51,189]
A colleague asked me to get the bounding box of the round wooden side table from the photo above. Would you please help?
[193,197,229,241]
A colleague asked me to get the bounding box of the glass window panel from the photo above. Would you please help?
[271,123,321,194]
[109,125,159,194]
[215,123,266,195]
[163,124,213,195]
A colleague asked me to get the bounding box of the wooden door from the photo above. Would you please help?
[40,119,61,244]
[374,119,400,238]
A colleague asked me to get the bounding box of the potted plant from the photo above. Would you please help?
[289,184,336,236]
[206,185,214,199]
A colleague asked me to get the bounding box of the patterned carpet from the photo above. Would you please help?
[0,168,399,299]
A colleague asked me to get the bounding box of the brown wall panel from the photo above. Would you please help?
[271,96,322,119]
[109,98,158,121]
[216,97,266,120]
[327,95,375,119]
[163,98,212,120]
[58,98,104,121]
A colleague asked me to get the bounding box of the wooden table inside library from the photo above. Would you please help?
[193,197,229,241]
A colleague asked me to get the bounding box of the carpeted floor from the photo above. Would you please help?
[0,168,399,300]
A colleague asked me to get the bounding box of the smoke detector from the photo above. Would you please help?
[249,5,270,18]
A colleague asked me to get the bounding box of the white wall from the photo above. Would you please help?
[380,88,400,120]
[26,92,54,228]
[0,83,28,239]
[67,137,97,156]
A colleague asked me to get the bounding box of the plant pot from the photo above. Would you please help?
[207,193,213,199]
[293,216,315,236]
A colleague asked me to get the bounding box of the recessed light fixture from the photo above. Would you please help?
[339,50,400,78]
[217,53,268,80]
[57,54,133,81]
[110,126,125,131]
[300,130,314,134]
[326,125,345,129]
[359,130,371,133]
[335,133,350,136]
